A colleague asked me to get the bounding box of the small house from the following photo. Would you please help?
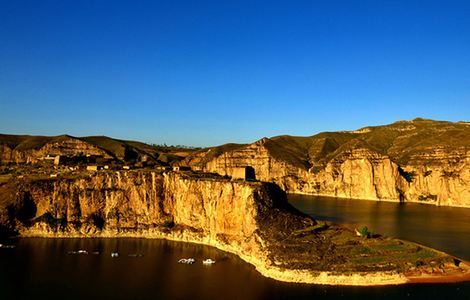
[230,166,256,181]
[156,166,170,171]
[172,166,191,171]
[53,155,62,165]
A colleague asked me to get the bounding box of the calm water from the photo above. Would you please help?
[289,195,470,261]
[0,195,469,300]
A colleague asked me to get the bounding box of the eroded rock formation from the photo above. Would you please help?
[0,135,111,164]
[1,170,469,285]
[183,119,470,207]
[0,134,194,165]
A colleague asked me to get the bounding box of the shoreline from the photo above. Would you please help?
[16,230,470,286]
[287,192,470,209]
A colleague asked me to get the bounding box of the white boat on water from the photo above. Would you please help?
[202,259,216,265]
[178,258,195,264]
[68,249,88,254]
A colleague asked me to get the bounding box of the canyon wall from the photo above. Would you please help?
[0,170,314,282]
[1,171,282,241]
[185,140,470,207]
[3,119,469,207]
[0,138,110,164]
[1,170,467,285]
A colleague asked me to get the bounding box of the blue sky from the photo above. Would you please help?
[1,0,469,146]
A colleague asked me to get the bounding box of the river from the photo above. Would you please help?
[1,195,470,299]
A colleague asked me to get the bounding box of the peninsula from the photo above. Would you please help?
[1,119,470,285]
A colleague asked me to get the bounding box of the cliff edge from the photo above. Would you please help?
[1,170,469,285]
[183,119,470,207]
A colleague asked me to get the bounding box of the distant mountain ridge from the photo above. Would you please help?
[1,118,470,207]
[182,118,470,207]
[0,134,194,165]
[277,118,470,165]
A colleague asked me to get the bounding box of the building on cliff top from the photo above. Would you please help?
[173,166,191,171]
[86,165,101,171]
[230,166,256,181]
[53,155,61,165]
[156,166,171,171]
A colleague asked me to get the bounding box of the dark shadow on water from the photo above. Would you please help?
[3,194,470,299]
[1,237,470,300]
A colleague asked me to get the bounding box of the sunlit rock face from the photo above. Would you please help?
[0,135,110,164]
[2,169,469,285]
[0,171,281,240]
[0,170,295,280]
[0,134,192,166]
[401,147,470,207]
[183,119,470,207]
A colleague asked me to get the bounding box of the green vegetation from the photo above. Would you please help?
[348,240,443,268]
[351,245,374,255]
[358,226,373,238]
[266,215,448,273]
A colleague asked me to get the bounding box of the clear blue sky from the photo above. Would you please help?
[1,1,469,146]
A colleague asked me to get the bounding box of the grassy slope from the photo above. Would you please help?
[0,134,197,164]
[0,134,76,151]
[231,118,470,169]
[2,118,469,167]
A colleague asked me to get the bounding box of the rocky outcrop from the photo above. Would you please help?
[183,119,470,207]
[401,148,470,207]
[2,170,469,285]
[189,139,307,185]
[0,172,262,236]
[0,134,194,165]
[3,119,469,206]
[0,135,111,164]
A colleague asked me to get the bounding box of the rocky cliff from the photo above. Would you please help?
[1,170,469,285]
[0,134,195,165]
[0,135,111,164]
[183,119,470,207]
[0,171,267,237]
[3,118,469,207]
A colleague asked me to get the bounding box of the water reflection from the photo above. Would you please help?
[0,238,271,300]
[1,196,470,299]
[289,194,470,260]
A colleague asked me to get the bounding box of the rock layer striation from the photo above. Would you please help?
[183,119,470,207]
[1,170,469,285]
